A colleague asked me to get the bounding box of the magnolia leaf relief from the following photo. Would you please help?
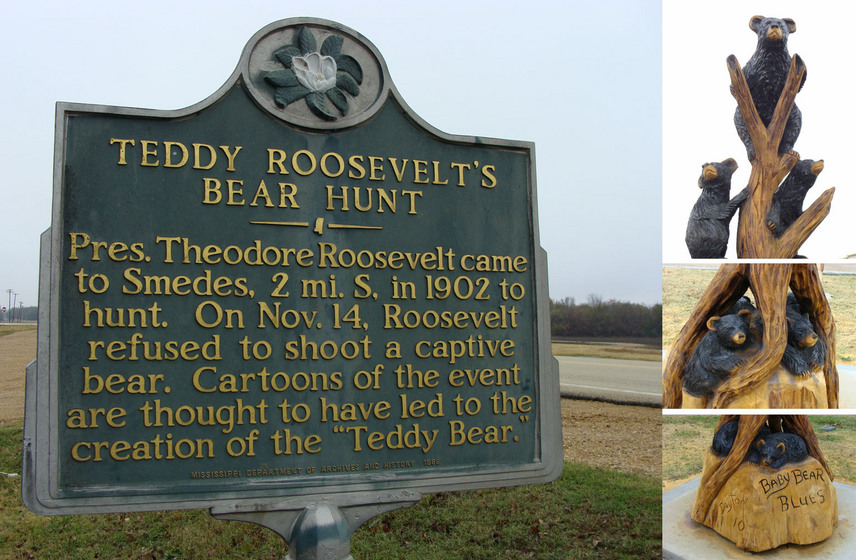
[326,87,349,114]
[263,26,364,120]
[336,55,363,84]
[336,72,360,97]
[320,35,344,57]
[305,92,337,120]
[274,85,311,107]
[273,46,300,68]
[297,27,317,54]
[264,69,300,87]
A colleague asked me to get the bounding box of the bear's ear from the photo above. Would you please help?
[755,439,765,450]
[707,316,721,331]
[784,18,796,34]
[737,309,751,319]
[777,442,786,454]
[749,15,764,32]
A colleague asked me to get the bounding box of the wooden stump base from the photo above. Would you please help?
[681,365,828,408]
[693,450,837,552]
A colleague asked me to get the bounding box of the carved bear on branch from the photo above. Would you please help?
[767,159,824,237]
[686,158,746,258]
[734,15,805,160]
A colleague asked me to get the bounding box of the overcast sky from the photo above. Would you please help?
[664,1,856,261]
[0,0,662,309]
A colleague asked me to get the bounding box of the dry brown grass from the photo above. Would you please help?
[551,340,661,361]
[0,327,36,424]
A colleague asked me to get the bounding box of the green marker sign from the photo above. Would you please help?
[24,18,561,516]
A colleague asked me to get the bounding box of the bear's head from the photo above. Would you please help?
[698,158,738,190]
[749,16,796,47]
[753,437,786,467]
[786,159,824,189]
[787,313,819,348]
[706,309,753,349]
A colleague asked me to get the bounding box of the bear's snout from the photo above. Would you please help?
[766,25,783,41]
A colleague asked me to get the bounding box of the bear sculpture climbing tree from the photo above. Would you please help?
[664,17,838,409]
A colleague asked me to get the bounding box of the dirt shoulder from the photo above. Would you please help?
[561,398,661,478]
[0,329,36,424]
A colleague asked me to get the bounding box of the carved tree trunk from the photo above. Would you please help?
[662,52,838,409]
[692,415,836,551]
[729,54,834,258]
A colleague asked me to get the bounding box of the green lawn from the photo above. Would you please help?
[0,421,661,559]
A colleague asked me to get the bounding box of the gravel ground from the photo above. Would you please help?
[0,328,662,478]
[561,398,661,478]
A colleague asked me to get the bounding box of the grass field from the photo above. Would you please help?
[662,415,856,491]
[662,266,856,363]
[551,341,661,362]
[0,421,660,559]
[0,324,36,337]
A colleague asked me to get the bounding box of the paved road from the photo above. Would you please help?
[556,355,662,406]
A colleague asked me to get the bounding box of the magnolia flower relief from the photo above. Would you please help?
[263,27,364,121]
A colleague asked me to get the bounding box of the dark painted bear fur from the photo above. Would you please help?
[711,420,770,458]
[727,295,756,315]
[683,309,761,397]
[686,158,746,258]
[781,292,825,377]
[767,159,824,237]
[734,16,805,160]
[746,431,809,469]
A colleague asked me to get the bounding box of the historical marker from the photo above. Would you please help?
[23,18,561,553]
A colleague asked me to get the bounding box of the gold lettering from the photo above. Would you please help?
[413,160,429,183]
[368,156,385,180]
[250,180,274,207]
[450,162,471,186]
[348,155,365,179]
[220,145,242,171]
[110,138,135,165]
[432,161,449,185]
[481,164,497,188]
[267,148,288,174]
[140,140,159,166]
[164,141,189,168]
[193,143,217,169]
[320,152,345,177]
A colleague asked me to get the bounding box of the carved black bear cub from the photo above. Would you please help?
[711,419,770,458]
[767,159,824,237]
[734,15,805,160]
[683,309,760,397]
[685,158,746,258]
[747,431,809,469]
[727,296,756,315]
[782,293,825,377]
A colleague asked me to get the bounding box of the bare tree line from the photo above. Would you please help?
[551,295,662,339]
